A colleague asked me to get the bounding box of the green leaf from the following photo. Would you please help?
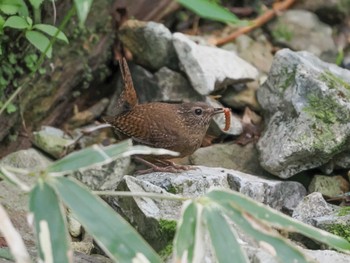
[28,0,44,9]
[25,30,52,58]
[176,0,242,24]
[73,0,93,25]
[174,201,205,262]
[50,176,161,262]
[207,189,350,252]
[0,15,5,32]
[47,139,178,174]
[0,5,19,15]
[3,16,29,29]
[203,205,249,263]
[6,102,17,114]
[29,180,73,263]
[0,0,28,16]
[33,24,69,43]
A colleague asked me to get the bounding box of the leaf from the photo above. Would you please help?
[206,189,350,252]
[176,0,242,24]
[0,203,31,263]
[203,205,249,263]
[28,0,44,9]
[33,24,69,43]
[174,201,205,263]
[73,0,93,25]
[6,102,17,114]
[29,179,73,263]
[50,176,162,262]
[0,5,19,15]
[47,139,179,174]
[3,16,29,29]
[0,15,5,31]
[25,30,52,58]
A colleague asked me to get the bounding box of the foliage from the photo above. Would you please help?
[0,0,92,116]
[176,0,243,25]
[0,139,350,262]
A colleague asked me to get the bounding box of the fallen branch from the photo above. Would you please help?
[212,0,296,46]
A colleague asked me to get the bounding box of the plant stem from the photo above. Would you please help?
[93,191,190,201]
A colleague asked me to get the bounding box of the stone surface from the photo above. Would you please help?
[305,249,350,263]
[32,126,74,159]
[119,20,178,70]
[292,192,337,226]
[308,175,350,197]
[109,175,181,251]
[257,49,350,178]
[138,166,306,213]
[189,143,267,176]
[173,32,259,95]
[0,148,53,257]
[71,157,131,191]
[268,10,336,57]
[234,34,274,74]
[206,97,243,136]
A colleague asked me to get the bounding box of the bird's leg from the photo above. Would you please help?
[156,159,196,171]
[133,156,192,174]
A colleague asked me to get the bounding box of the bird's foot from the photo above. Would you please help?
[134,157,196,174]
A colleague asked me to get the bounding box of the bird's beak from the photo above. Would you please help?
[212,108,225,116]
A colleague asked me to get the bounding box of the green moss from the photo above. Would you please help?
[272,23,293,42]
[327,224,350,242]
[167,185,177,194]
[158,243,173,260]
[338,207,350,216]
[279,65,297,92]
[319,70,350,92]
[159,219,177,241]
[303,94,350,124]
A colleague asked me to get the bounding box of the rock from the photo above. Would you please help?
[268,10,336,57]
[309,175,350,197]
[109,175,182,251]
[314,213,350,235]
[32,126,75,159]
[67,209,82,238]
[292,192,337,226]
[234,34,274,74]
[74,251,112,263]
[206,97,243,136]
[119,20,178,70]
[173,33,259,95]
[154,67,202,102]
[71,157,131,191]
[0,148,53,257]
[305,249,350,263]
[221,81,261,111]
[189,143,267,176]
[257,49,350,178]
[138,166,306,213]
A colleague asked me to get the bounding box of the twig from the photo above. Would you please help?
[212,0,296,46]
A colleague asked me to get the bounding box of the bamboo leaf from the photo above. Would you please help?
[49,176,161,263]
[29,179,73,263]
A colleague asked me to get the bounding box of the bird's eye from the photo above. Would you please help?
[194,108,203,115]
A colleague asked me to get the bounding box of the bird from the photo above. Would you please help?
[104,57,228,173]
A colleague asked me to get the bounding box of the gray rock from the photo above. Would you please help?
[189,143,267,176]
[71,157,131,191]
[309,175,349,197]
[314,213,350,233]
[110,175,182,251]
[206,97,243,136]
[268,10,336,57]
[119,20,178,70]
[32,126,74,159]
[74,252,112,263]
[0,148,52,257]
[173,33,259,95]
[235,34,274,74]
[292,192,337,226]
[305,249,350,263]
[138,166,306,212]
[257,49,350,178]
[154,67,202,102]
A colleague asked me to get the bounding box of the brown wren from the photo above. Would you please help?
[104,58,227,173]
